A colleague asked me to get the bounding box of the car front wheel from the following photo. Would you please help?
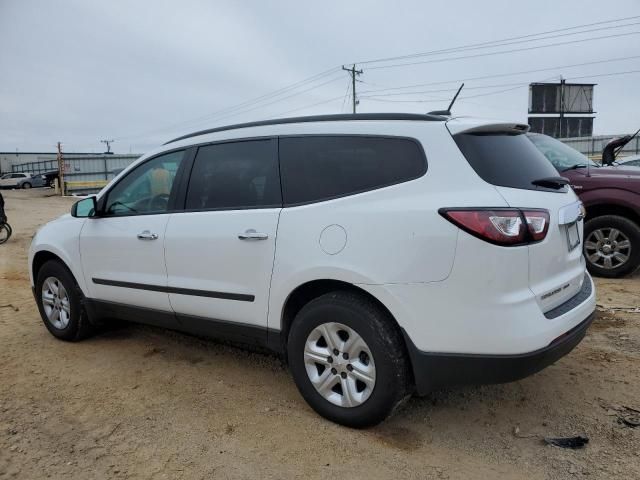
[35,260,94,341]
[288,291,411,428]
[22,182,32,189]
[584,215,640,278]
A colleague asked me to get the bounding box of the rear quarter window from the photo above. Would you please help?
[279,136,426,205]
[454,133,566,193]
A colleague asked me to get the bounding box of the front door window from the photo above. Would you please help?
[104,151,184,215]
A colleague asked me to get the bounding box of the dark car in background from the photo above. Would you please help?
[528,133,640,278]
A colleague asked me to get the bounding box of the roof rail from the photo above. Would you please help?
[164,113,446,145]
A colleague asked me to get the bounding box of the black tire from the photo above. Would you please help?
[35,260,94,341]
[583,215,640,278]
[0,224,11,244]
[288,291,411,428]
[22,182,32,189]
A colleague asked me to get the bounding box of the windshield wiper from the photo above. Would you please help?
[532,176,570,190]
[561,164,589,171]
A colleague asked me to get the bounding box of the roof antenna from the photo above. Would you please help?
[429,83,464,116]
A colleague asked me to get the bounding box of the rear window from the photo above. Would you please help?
[279,136,426,205]
[454,133,566,192]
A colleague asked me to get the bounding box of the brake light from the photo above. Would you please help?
[522,210,549,241]
[440,208,549,246]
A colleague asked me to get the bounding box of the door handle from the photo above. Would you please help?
[137,230,158,240]
[238,229,268,241]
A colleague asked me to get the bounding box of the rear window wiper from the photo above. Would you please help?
[531,176,570,190]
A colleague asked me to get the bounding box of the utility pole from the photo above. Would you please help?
[558,76,566,138]
[56,142,64,196]
[101,139,114,154]
[342,64,363,113]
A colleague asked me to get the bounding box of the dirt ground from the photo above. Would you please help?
[0,188,638,480]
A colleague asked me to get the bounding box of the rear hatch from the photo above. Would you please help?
[448,121,586,313]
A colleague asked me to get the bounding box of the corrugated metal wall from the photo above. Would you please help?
[11,154,141,193]
[12,155,140,179]
[11,155,140,182]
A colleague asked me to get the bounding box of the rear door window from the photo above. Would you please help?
[279,136,426,205]
[453,133,565,192]
[185,139,281,210]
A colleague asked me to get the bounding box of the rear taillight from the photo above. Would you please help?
[522,209,549,241]
[439,208,549,246]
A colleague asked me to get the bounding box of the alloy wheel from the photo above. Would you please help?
[41,276,71,329]
[584,227,631,270]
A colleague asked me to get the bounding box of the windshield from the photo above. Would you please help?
[1,174,11,179]
[527,134,598,171]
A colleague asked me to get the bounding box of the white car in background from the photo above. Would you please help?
[0,172,45,189]
[28,113,596,427]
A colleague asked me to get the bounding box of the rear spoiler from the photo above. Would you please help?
[447,122,530,136]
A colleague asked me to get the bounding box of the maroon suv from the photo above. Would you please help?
[528,133,640,278]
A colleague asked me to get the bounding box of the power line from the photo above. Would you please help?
[458,70,640,100]
[113,67,342,141]
[272,95,347,117]
[567,69,640,81]
[114,17,640,142]
[360,70,640,104]
[340,80,351,113]
[360,79,570,99]
[196,39,639,124]
[357,55,640,95]
[366,30,640,70]
[356,15,640,66]
[194,74,344,125]
[185,69,342,125]
[362,79,553,104]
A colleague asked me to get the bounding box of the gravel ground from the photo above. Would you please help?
[0,188,639,480]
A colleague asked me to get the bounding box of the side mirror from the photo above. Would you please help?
[71,196,97,218]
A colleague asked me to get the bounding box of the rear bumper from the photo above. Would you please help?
[404,311,594,396]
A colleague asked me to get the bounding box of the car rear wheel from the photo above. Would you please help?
[288,291,411,428]
[584,215,640,278]
[22,182,32,189]
[35,260,94,341]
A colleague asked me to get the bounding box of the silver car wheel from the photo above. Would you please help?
[584,228,631,270]
[304,322,376,408]
[41,276,71,329]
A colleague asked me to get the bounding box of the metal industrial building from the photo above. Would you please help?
[1,151,141,194]
[0,151,96,175]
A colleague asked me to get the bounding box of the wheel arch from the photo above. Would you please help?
[585,203,640,226]
[32,250,83,294]
[278,279,407,356]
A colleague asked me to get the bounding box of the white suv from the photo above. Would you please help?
[29,114,596,427]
